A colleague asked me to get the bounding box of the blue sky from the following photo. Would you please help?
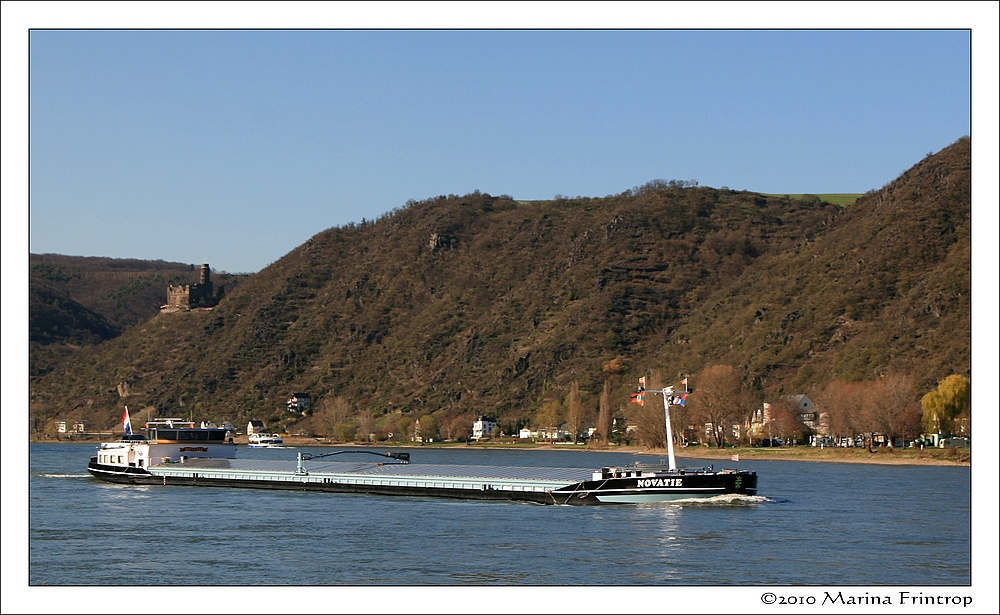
[25,27,974,273]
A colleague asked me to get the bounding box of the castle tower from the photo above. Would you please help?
[164,263,214,309]
[199,264,213,302]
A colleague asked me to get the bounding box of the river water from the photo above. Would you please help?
[25,442,974,590]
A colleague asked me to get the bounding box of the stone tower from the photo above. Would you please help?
[165,263,215,308]
[198,263,213,298]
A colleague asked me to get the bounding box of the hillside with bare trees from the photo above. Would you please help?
[29,138,971,443]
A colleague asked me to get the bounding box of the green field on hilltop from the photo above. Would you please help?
[763,193,864,205]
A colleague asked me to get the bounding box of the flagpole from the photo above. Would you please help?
[632,377,677,471]
[661,386,677,471]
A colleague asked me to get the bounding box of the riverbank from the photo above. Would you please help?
[668,444,970,466]
[31,434,969,466]
[263,436,972,466]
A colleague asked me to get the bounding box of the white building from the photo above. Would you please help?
[786,394,827,433]
[287,392,312,413]
[472,416,498,440]
[749,394,828,439]
[536,427,570,441]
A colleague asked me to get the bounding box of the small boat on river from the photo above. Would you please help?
[247,432,284,448]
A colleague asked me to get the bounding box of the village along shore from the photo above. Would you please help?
[33,432,970,467]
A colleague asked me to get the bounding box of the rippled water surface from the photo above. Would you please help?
[29,443,970,585]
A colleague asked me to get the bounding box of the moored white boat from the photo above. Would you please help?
[247,432,284,448]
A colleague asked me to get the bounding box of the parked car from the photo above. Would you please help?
[758,438,783,447]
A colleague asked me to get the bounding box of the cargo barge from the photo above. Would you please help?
[90,448,757,505]
[88,395,758,505]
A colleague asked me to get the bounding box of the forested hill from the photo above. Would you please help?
[29,138,971,434]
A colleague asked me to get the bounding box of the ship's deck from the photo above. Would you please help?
[147,458,593,493]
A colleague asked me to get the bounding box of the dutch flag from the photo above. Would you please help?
[122,406,132,436]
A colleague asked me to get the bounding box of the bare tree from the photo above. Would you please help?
[863,374,918,447]
[816,380,865,443]
[357,409,374,443]
[317,395,353,438]
[446,415,471,442]
[632,371,668,449]
[767,397,807,444]
[688,365,748,448]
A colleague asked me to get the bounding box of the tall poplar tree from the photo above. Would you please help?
[597,379,613,445]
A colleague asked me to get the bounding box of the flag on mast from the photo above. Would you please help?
[681,377,688,389]
[638,376,646,390]
[122,406,132,436]
[630,392,644,406]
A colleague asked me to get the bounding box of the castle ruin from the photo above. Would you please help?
[165,263,215,308]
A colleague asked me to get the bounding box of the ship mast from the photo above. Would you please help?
[637,378,678,471]
[659,386,677,471]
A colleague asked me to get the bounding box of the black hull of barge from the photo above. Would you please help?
[552,471,758,504]
[87,460,158,483]
[88,462,757,505]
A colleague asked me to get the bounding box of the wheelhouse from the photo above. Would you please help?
[147,427,229,443]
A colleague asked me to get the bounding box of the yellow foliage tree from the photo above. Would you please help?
[921,375,971,437]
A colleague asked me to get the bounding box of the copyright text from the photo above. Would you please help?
[760,591,972,607]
